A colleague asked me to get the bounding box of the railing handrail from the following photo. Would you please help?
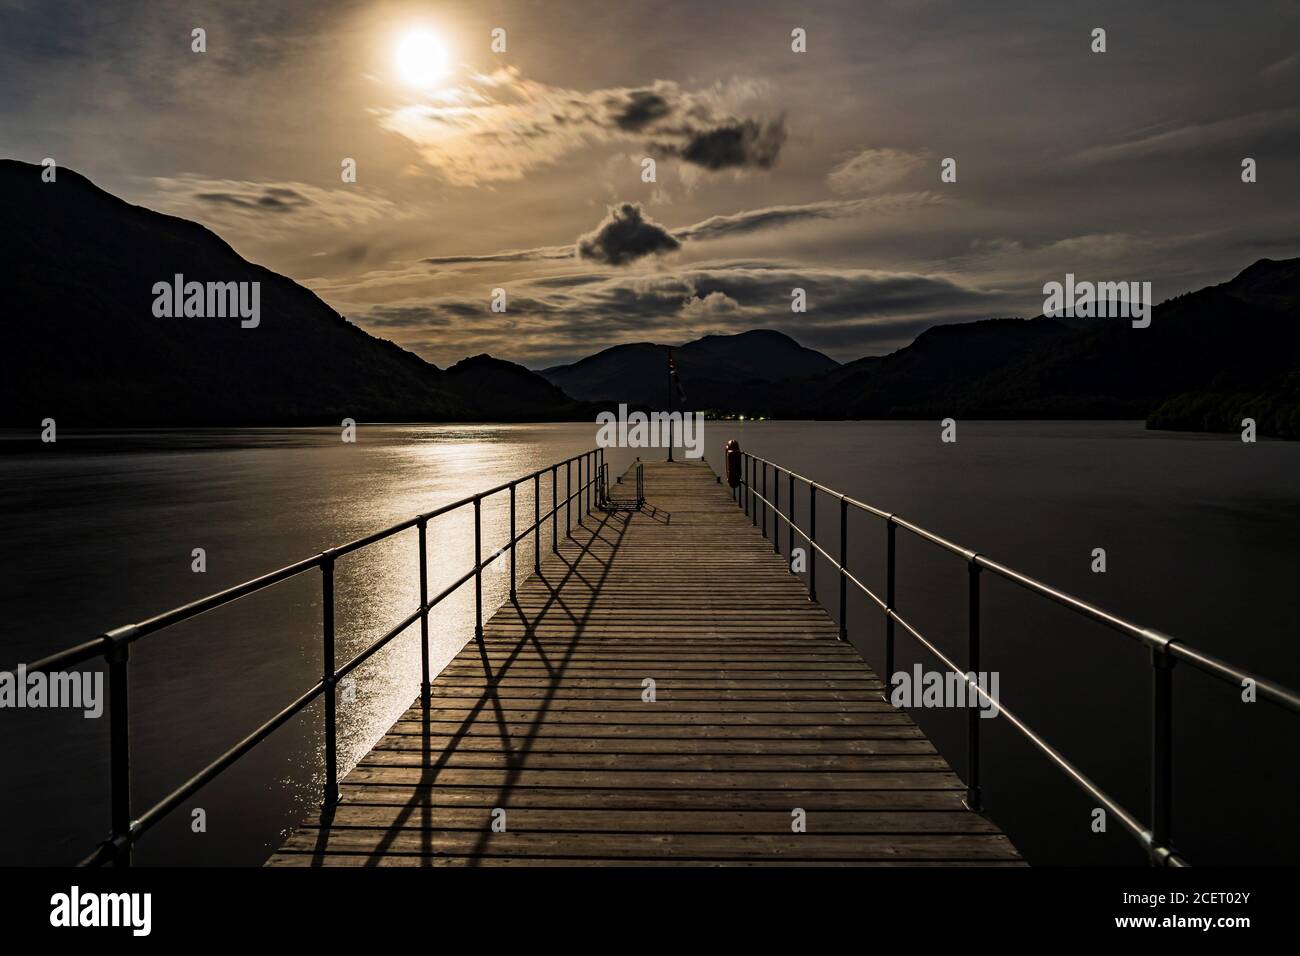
[26,448,601,675]
[14,447,606,867]
[740,452,1300,712]
[736,448,1300,868]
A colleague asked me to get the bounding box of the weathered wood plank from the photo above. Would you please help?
[356,751,953,771]
[385,720,927,738]
[292,806,1002,834]
[272,829,1021,861]
[342,766,967,790]
[327,785,972,810]
[369,736,937,754]
[265,853,1026,867]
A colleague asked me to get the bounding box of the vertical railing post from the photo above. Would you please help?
[509,482,517,601]
[750,457,756,522]
[417,519,430,707]
[788,473,795,559]
[838,496,848,641]
[473,497,483,641]
[565,459,572,539]
[965,559,982,813]
[808,484,817,601]
[885,518,896,703]
[772,467,780,554]
[1151,645,1175,864]
[761,462,767,539]
[533,472,541,573]
[743,455,754,515]
[748,455,759,522]
[551,467,558,553]
[321,551,340,807]
[107,638,131,866]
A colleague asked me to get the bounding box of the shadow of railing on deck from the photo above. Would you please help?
[332,506,631,866]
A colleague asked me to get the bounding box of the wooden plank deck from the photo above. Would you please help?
[267,459,1021,866]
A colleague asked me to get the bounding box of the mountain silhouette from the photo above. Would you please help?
[4,159,1296,436]
[444,353,578,420]
[0,159,585,426]
[539,329,839,408]
[777,258,1300,436]
[536,260,1298,437]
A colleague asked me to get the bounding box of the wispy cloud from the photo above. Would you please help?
[677,193,944,241]
[1066,108,1300,166]
[422,246,574,266]
[827,148,926,194]
[193,186,313,213]
[1262,53,1299,78]
[149,175,402,233]
[376,68,787,186]
[351,261,1008,366]
[420,192,945,268]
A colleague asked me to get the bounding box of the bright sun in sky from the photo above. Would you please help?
[394,28,450,88]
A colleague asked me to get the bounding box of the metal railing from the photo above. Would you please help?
[598,461,644,511]
[736,449,1300,867]
[16,448,605,867]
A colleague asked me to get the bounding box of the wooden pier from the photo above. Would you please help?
[267,460,1020,866]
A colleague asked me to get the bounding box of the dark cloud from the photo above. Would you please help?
[612,89,673,131]
[422,246,573,266]
[576,202,681,266]
[611,85,786,170]
[194,186,312,213]
[663,118,786,171]
[529,273,610,288]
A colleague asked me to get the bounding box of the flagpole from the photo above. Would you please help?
[667,349,675,462]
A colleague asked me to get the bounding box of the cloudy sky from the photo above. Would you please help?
[2,0,1298,368]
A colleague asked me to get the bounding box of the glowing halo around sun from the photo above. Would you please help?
[394,28,450,88]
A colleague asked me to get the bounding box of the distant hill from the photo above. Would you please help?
[788,318,1072,418]
[444,354,578,421]
[1148,369,1300,439]
[1141,260,1300,437]
[0,159,584,426]
[775,258,1300,436]
[539,329,839,408]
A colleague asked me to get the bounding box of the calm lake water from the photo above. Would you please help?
[2,421,1297,866]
